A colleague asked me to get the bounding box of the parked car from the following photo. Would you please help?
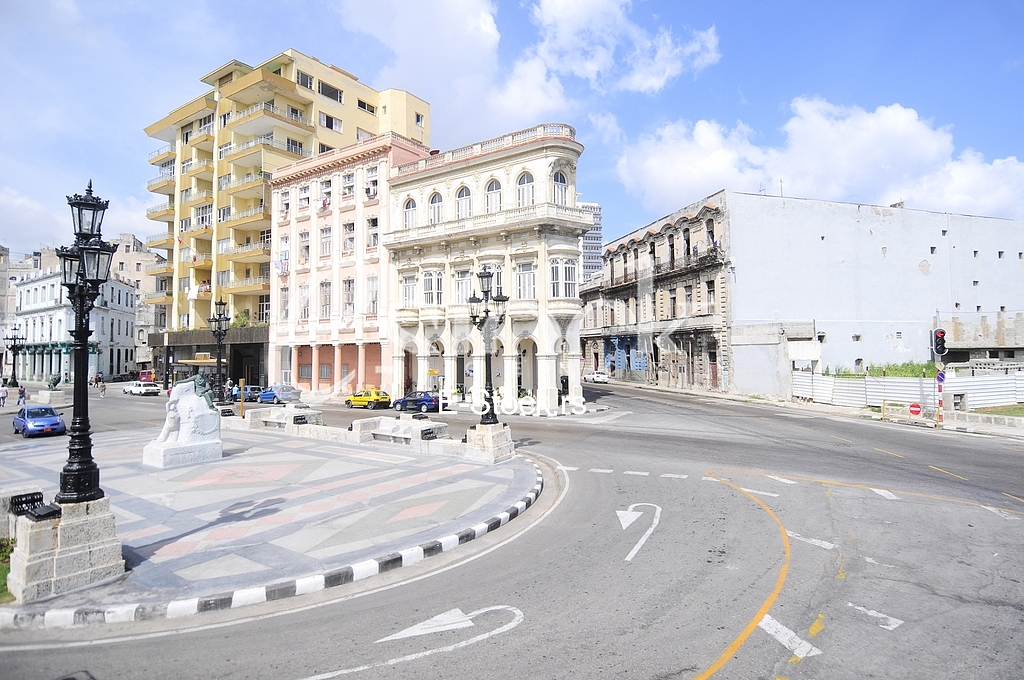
[258,385,299,404]
[582,370,610,383]
[242,385,265,402]
[125,381,161,396]
[346,389,391,409]
[392,390,441,413]
[13,406,67,438]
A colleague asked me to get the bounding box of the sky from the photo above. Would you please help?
[1,0,1022,261]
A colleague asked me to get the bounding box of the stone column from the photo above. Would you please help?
[417,354,429,392]
[291,345,300,387]
[536,353,558,414]
[566,351,583,406]
[311,343,320,394]
[443,353,457,403]
[267,342,279,387]
[472,351,486,409]
[392,352,404,397]
[356,342,366,390]
[333,343,343,394]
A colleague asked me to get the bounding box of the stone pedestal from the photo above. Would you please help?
[142,440,223,468]
[464,422,516,464]
[33,390,66,406]
[7,497,124,603]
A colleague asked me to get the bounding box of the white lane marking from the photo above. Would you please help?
[702,476,721,482]
[581,411,633,425]
[786,531,836,550]
[590,468,613,474]
[623,471,649,476]
[740,487,780,498]
[983,506,1020,520]
[870,488,899,500]
[774,413,813,419]
[557,466,579,471]
[847,602,904,630]
[618,503,662,562]
[660,473,688,479]
[767,475,797,485]
[376,608,475,642]
[864,557,895,568]
[758,614,823,658]
[300,605,524,678]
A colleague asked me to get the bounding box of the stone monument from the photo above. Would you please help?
[143,375,223,468]
[33,374,67,406]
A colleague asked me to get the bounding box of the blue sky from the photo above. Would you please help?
[1,0,1022,261]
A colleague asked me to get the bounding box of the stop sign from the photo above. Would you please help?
[909,403,922,416]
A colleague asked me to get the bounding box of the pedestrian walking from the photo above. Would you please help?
[0,384,7,407]
[17,385,26,406]
[99,380,107,398]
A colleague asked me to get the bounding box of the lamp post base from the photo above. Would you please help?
[464,422,515,464]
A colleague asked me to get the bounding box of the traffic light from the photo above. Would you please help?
[933,328,947,356]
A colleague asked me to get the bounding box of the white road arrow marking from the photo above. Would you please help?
[758,614,823,658]
[300,606,525,679]
[870,488,899,500]
[618,503,662,562]
[847,602,904,630]
[983,506,1020,520]
[740,487,780,498]
[376,608,475,643]
[786,531,836,550]
[767,475,797,484]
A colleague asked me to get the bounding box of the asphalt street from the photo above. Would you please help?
[3,383,1023,679]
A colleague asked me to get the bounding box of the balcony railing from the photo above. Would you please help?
[223,276,270,290]
[181,215,213,232]
[392,123,576,177]
[147,172,174,189]
[224,171,271,190]
[149,145,173,160]
[146,232,173,246]
[382,203,591,245]
[144,290,172,302]
[223,242,271,257]
[146,202,174,216]
[226,101,309,128]
[180,189,213,204]
[144,260,172,273]
[218,135,311,160]
[220,205,270,223]
[181,158,213,174]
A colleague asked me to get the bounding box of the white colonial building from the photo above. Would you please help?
[385,123,593,412]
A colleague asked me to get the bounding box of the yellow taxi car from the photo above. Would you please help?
[345,389,391,410]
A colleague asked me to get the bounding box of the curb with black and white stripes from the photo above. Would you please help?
[0,461,544,630]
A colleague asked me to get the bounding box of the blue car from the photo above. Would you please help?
[258,384,299,404]
[13,406,67,438]
[392,391,441,413]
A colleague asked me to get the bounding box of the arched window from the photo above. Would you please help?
[456,187,472,219]
[517,172,535,207]
[403,198,416,230]
[485,180,502,214]
[552,171,567,205]
[428,192,443,224]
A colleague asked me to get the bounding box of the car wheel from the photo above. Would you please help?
[420,403,429,413]
[346,400,353,408]
[367,401,376,410]
[273,396,281,405]
[22,428,30,438]
[394,402,403,411]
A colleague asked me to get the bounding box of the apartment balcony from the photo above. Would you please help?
[181,157,214,180]
[182,253,213,269]
[147,173,175,195]
[219,68,313,107]
[219,205,271,228]
[148,145,175,166]
[219,135,311,165]
[185,123,215,151]
[224,101,314,137]
[395,308,420,327]
[180,189,213,210]
[420,306,445,325]
[222,276,270,294]
[223,172,270,199]
[507,299,539,321]
[180,216,214,238]
[222,241,271,263]
[146,202,175,222]
[145,260,174,275]
[194,284,212,301]
[547,298,582,320]
[144,290,173,305]
[447,304,471,323]
[382,203,593,248]
[146,231,174,249]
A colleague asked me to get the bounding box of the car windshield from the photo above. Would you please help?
[142,383,157,387]
[27,408,57,418]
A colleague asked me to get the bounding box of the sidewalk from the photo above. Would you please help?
[0,425,544,629]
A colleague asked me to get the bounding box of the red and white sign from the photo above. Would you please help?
[909,403,922,416]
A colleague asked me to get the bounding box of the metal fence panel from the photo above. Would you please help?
[792,372,813,400]
[863,377,935,408]
[1017,372,1024,403]
[832,378,867,407]
[943,375,1019,409]
[811,375,834,404]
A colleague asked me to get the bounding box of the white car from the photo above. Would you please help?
[126,381,161,396]
[582,370,610,384]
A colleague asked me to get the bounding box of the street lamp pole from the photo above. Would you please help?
[468,269,508,426]
[55,181,117,504]
[3,325,26,388]
[208,298,230,404]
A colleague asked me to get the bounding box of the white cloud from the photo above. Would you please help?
[588,111,625,145]
[617,97,1024,220]
[0,187,67,255]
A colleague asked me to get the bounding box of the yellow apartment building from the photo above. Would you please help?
[144,48,429,386]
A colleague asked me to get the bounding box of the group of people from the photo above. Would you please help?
[0,384,27,407]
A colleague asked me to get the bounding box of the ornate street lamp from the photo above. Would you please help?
[468,269,509,425]
[208,298,230,404]
[54,181,117,504]
[3,324,27,388]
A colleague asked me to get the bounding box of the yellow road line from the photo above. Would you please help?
[874,447,904,458]
[1003,492,1024,506]
[790,424,813,431]
[830,435,852,443]
[929,465,968,481]
[695,475,791,680]
[808,613,825,638]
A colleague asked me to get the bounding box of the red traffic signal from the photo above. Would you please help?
[932,328,947,356]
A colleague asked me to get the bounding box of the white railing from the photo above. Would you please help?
[181,158,213,174]
[382,203,591,244]
[219,135,311,160]
[223,276,270,290]
[392,123,576,177]
[146,232,173,245]
[147,172,174,189]
[146,202,173,216]
[149,145,172,160]
[180,189,212,204]
[224,172,271,190]
[227,102,309,128]
[197,122,213,136]
[144,261,172,273]
[224,242,271,257]
[220,205,270,223]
